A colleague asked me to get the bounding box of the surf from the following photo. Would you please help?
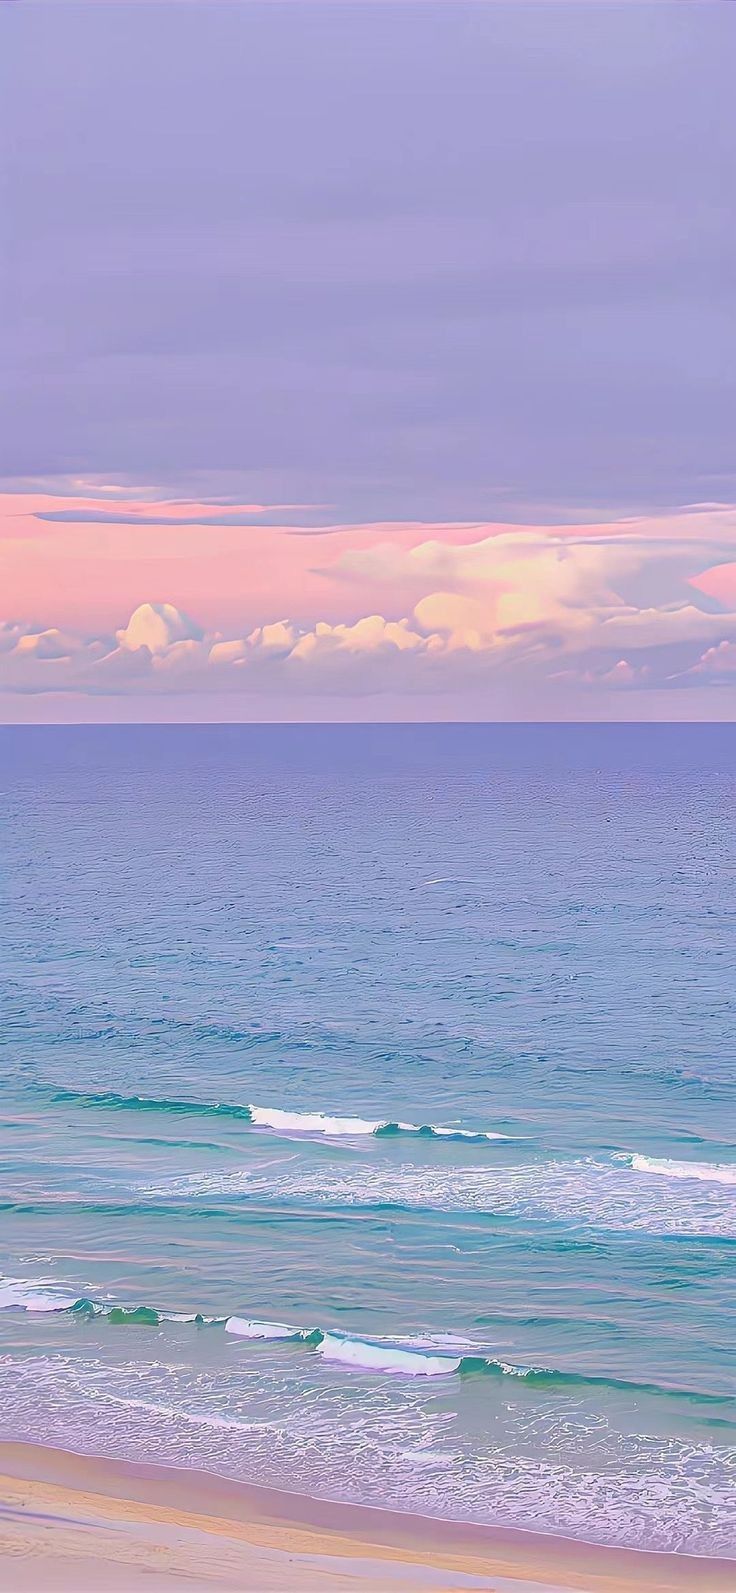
[4,1278,731,1410]
[625,1154,736,1186]
[45,1087,507,1141]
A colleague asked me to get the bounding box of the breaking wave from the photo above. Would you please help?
[2,1277,733,1411]
[46,1087,507,1141]
[0,1277,224,1327]
[625,1154,736,1186]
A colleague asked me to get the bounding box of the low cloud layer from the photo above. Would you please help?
[3,499,736,714]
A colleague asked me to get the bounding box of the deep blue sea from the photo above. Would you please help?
[1,725,734,1556]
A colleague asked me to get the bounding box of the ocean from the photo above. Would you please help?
[1,724,734,1557]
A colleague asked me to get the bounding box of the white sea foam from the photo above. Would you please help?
[172,1157,735,1238]
[0,1279,80,1313]
[628,1154,736,1186]
[418,1124,507,1141]
[4,1353,734,1556]
[250,1104,506,1140]
[225,1316,300,1340]
[317,1333,460,1377]
[395,1332,482,1351]
[395,1447,456,1468]
[161,1311,222,1324]
[250,1106,381,1136]
[421,878,472,886]
[94,1390,269,1433]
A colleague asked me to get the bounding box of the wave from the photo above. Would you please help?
[0,1277,223,1325]
[49,1088,255,1122]
[225,1316,311,1341]
[47,1087,507,1142]
[203,1317,736,1404]
[251,1106,506,1141]
[2,1277,734,1410]
[316,1332,465,1377]
[222,1322,734,1402]
[626,1154,736,1186]
[222,1319,458,1374]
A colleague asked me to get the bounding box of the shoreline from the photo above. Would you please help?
[0,1440,734,1590]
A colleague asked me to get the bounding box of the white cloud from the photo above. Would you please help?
[208,638,250,666]
[0,621,28,655]
[13,628,85,661]
[152,638,208,671]
[588,658,649,687]
[0,607,447,696]
[4,505,736,705]
[288,614,436,662]
[333,512,736,667]
[413,593,491,651]
[248,620,298,654]
[116,602,202,654]
[688,640,736,679]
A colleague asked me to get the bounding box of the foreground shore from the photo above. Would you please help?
[0,1442,733,1592]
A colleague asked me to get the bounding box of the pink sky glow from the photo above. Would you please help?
[3,490,736,720]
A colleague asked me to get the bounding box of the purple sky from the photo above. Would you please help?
[2,2,736,720]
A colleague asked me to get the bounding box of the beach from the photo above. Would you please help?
[1,1441,734,1592]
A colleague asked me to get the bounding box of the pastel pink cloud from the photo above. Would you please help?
[3,491,736,710]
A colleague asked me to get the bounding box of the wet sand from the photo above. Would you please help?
[0,1441,733,1591]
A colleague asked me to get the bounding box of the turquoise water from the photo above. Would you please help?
[1,726,734,1555]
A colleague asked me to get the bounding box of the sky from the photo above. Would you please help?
[2,0,736,721]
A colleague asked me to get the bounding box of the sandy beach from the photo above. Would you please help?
[0,1442,732,1592]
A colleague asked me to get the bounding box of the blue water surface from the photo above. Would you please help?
[0,725,734,1554]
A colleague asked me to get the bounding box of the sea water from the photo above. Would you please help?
[0,725,734,1555]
